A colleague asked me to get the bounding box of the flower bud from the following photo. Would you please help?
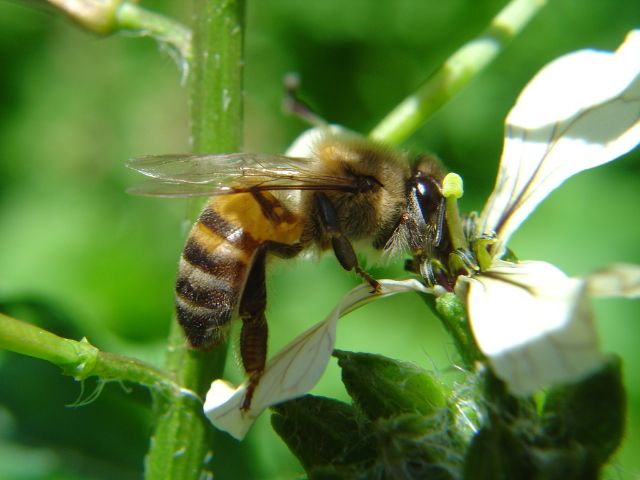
[335,350,448,420]
[48,0,124,35]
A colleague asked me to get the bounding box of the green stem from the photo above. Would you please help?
[144,1,245,479]
[424,293,482,370]
[115,3,192,65]
[0,313,182,395]
[369,0,547,145]
[189,1,245,152]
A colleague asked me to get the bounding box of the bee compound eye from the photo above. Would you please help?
[414,177,442,217]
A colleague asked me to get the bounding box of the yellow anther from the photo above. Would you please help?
[442,173,463,199]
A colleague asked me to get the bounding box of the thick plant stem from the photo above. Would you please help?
[189,1,245,152]
[144,1,245,479]
[369,0,547,145]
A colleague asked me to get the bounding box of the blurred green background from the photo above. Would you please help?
[0,0,639,478]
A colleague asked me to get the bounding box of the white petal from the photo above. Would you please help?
[203,279,431,439]
[202,380,251,439]
[461,260,603,396]
[586,263,640,298]
[480,30,640,254]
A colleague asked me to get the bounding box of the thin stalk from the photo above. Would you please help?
[369,0,547,145]
[115,3,192,67]
[144,1,245,479]
[0,313,183,395]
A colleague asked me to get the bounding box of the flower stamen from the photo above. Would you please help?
[442,173,468,253]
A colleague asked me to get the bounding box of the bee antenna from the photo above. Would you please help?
[282,73,329,129]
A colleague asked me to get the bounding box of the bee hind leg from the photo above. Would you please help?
[314,192,381,293]
[239,239,305,411]
[239,309,267,412]
[239,249,269,411]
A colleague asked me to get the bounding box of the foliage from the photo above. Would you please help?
[273,352,624,479]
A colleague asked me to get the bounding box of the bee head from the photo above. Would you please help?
[402,157,451,287]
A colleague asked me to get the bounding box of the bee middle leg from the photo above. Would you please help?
[314,192,380,292]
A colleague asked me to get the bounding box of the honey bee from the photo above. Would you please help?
[128,128,449,406]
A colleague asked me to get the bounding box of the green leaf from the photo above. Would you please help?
[272,396,464,480]
[375,413,462,480]
[529,447,598,480]
[463,420,534,480]
[542,355,626,465]
[334,350,448,420]
[271,395,377,472]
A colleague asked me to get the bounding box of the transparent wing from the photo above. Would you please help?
[127,152,357,197]
[127,153,309,184]
[126,181,228,198]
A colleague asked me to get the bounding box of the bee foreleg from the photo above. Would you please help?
[314,192,380,293]
[239,249,268,411]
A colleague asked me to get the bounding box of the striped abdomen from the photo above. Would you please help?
[175,192,304,349]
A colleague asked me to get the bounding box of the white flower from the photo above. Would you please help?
[204,30,640,438]
[458,29,640,395]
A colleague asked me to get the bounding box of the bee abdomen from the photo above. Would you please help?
[176,213,257,348]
